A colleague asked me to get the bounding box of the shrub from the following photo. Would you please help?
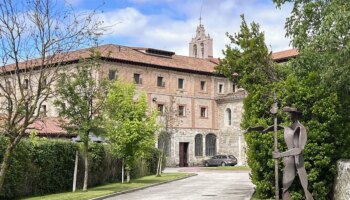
[0,138,159,199]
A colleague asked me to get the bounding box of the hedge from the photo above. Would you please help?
[0,137,159,199]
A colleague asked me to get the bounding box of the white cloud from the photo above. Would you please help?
[98,0,293,58]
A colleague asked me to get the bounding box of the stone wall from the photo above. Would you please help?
[333,160,350,200]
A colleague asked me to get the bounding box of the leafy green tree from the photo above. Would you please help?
[217,15,282,198]
[104,81,159,183]
[217,13,348,199]
[273,0,350,95]
[54,50,108,191]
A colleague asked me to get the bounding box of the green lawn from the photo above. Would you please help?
[203,166,251,171]
[23,173,194,200]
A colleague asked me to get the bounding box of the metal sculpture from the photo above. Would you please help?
[247,103,314,200]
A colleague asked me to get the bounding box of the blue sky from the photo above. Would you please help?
[65,0,293,57]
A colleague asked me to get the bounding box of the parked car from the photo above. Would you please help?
[204,155,237,167]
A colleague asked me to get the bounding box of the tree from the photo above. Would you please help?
[54,49,108,191]
[272,0,350,198]
[0,0,100,191]
[215,15,280,92]
[104,81,159,183]
[156,107,171,177]
[216,15,283,198]
[273,0,350,95]
[218,11,349,199]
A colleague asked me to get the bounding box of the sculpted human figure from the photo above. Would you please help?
[247,107,314,200]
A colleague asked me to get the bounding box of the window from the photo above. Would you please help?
[232,84,236,93]
[134,73,142,84]
[109,70,117,80]
[225,108,232,126]
[157,104,164,115]
[157,76,165,87]
[178,105,185,117]
[200,81,206,91]
[193,44,197,57]
[41,105,47,117]
[206,134,216,156]
[178,78,184,89]
[218,83,224,94]
[23,79,29,89]
[5,81,12,93]
[195,134,203,156]
[200,107,207,118]
[42,77,47,87]
[201,43,204,58]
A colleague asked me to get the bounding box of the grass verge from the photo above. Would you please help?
[203,166,251,171]
[23,173,194,200]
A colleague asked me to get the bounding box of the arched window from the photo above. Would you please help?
[200,43,204,58]
[158,133,171,156]
[195,134,203,156]
[205,134,216,156]
[225,108,232,126]
[193,44,197,57]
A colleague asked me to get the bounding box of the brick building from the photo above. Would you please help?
[2,22,297,167]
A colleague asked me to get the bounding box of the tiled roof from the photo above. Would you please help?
[3,44,298,74]
[271,48,299,62]
[26,117,72,137]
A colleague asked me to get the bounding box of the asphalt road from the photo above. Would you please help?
[103,167,255,200]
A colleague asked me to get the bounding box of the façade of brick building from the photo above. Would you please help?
[6,23,297,167]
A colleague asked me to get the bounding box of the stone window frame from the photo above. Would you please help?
[157,102,166,115]
[199,106,208,119]
[200,80,207,93]
[23,79,29,90]
[133,73,142,85]
[225,108,232,126]
[205,133,217,156]
[108,69,118,81]
[178,77,185,90]
[195,134,203,156]
[177,104,186,117]
[217,82,225,94]
[193,44,197,57]
[157,76,165,88]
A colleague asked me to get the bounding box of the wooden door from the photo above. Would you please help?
[179,142,189,167]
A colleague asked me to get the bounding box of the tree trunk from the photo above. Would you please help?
[121,159,124,184]
[0,144,14,192]
[159,151,164,175]
[83,140,89,191]
[159,142,166,175]
[156,154,161,177]
[126,170,130,183]
[72,150,79,192]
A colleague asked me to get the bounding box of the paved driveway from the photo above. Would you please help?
[103,167,255,200]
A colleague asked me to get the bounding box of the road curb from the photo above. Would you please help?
[90,173,198,200]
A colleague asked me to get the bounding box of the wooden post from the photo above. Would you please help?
[73,150,78,192]
[273,93,279,200]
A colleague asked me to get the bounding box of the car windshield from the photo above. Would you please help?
[228,155,235,159]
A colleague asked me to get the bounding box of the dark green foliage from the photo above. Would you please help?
[0,138,77,199]
[0,138,158,199]
[215,15,279,91]
[218,12,350,199]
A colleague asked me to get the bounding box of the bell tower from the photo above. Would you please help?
[189,19,213,59]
